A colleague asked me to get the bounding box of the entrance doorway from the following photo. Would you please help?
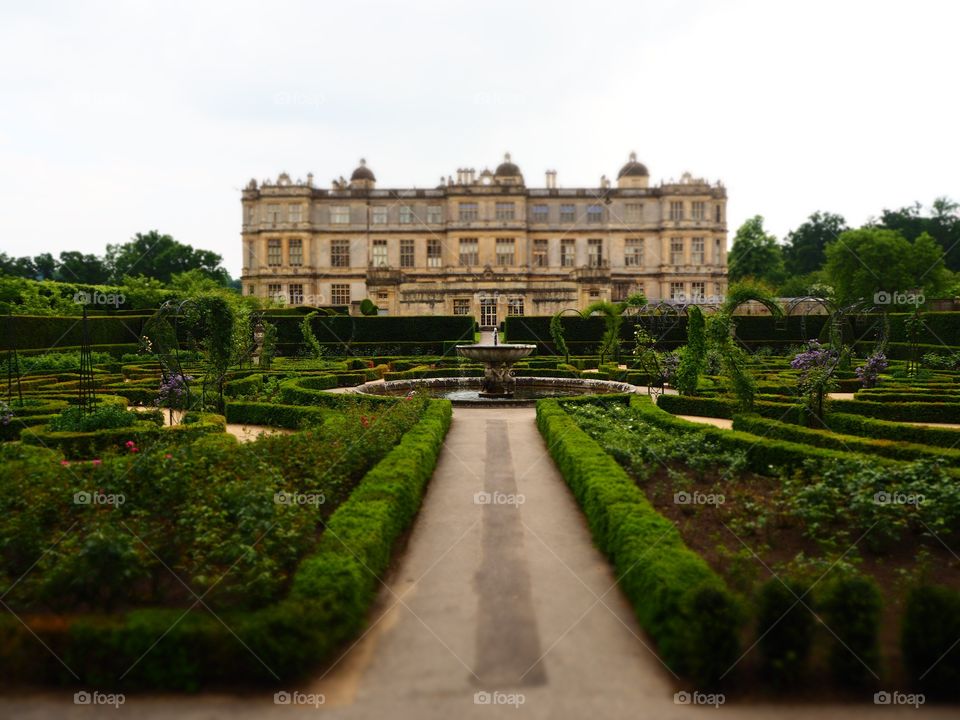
[480,298,498,327]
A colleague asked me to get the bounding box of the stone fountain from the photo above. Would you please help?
[457,340,536,398]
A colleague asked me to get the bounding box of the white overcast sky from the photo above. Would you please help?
[1,0,956,278]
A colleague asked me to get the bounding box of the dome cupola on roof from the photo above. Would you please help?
[617,152,649,189]
[350,158,377,187]
[493,153,523,186]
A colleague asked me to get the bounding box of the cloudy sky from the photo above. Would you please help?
[1,0,956,278]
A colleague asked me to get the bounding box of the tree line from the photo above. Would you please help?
[0,230,232,287]
[728,198,960,304]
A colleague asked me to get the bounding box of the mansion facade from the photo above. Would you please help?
[240,154,728,323]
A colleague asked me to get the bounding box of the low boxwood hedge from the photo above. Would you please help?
[225,402,331,429]
[731,414,960,465]
[826,412,960,449]
[830,398,960,423]
[536,399,741,685]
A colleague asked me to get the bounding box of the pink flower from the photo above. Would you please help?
[360,416,369,428]
[92,459,102,466]
[125,440,135,448]
[164,453,173,460]
[60,459,70,467]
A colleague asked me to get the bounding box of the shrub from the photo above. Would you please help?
[817,574,882,686]
[902,585,960,697]
[756,578,815,685]
[826,412,960,449]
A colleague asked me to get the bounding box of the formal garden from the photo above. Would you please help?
[1,285,959,703]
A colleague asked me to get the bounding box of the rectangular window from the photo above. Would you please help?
[288,283,304,305]
[691,237,705,264]
[625,238,643,267]
[267,204,281,226]
[331,239,351,267]
[427,238,442,268]
[288,238,303,267]
[561,239,575,267]
[691,201,705,221]
[247,240,257,267]
[669,201,684,221]
[267,239,282,266]
[372,239,388,267]
[400,239,415,268]
[371,206,388,225]
[587,204,603,224]
[330,206,350,224]
[267,283,282,301]
[288,204,302,223]
[690,281,706,300]
[715,205,723,222]
[427,205,443,224]
[587,238,603,267]
[560,204,576,223]
[459,238,478,266]
[670,238,684,265]
[246,284,255,295]
[532,239,548,267]
[625,202,643,222]
[715,237,723,262]
[507,297,525,316]
[459,202,479,221]
[495,202,516,221]
[532,204,548,223]
[399,205,414,224]
[670,282,685,301]
[331,284,351,305]
[453,298,471,316]
[245,206,255,225]
[496,238,515,266]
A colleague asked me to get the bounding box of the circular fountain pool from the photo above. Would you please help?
[354,376,639,406]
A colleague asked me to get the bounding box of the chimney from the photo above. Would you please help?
[545,170,557,189]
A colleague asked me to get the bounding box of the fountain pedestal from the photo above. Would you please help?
[456,343,536,398]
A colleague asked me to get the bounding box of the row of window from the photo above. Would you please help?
[254,281,714,309]
[260,236,718,268]
[262,283,352,306]
[250,200,723,226]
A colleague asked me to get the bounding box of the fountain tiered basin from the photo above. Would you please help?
[456,343,536,398]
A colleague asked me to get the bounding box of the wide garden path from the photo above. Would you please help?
[2,406,956,718]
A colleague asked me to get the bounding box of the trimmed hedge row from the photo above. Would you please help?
[826,413,960,450]
[224,402,331,429]
[1,315,149,351]
[639,397,909,476]
[0,399,452,689]
[20,413,226,460]
[830,398,960,423]
[277,376,393,407]
[731,414,960,466]
[536,399,741,684]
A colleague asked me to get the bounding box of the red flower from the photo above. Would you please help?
[360,416,369,428]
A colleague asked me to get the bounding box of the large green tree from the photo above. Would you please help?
[783,211,848,276]
[878,197,960,272]
[728,215,785,286]
[55,251,111,284]
[106,231,230,285]
[824,228,949,305]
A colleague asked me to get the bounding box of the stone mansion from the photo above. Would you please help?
[240,154,728,322]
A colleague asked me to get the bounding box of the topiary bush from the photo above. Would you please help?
[756,578,815,686]
[902,584,960,697]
